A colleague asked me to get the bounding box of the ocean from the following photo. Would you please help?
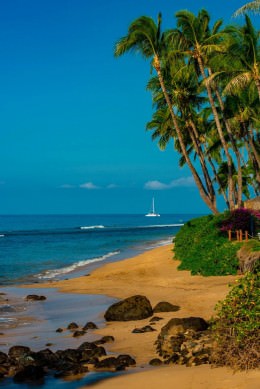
[0,214,198,286]
[0,213,198,388]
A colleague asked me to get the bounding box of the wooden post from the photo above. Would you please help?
[245,231,248,242]
[228,230,232,241]
[239,230,243,242]
[236,230,239,241]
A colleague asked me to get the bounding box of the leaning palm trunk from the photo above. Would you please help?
[255,77,260,102]
[197,55,235,209]
[208,157,230,207]
[246,128,260,171]
[154,55,219,214]
[189,120,216,204]
[247,132,260,186]
[210,75,243,208]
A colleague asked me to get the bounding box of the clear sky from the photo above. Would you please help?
[0,1,257,214]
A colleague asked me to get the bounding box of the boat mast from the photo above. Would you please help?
[152,197,155,213]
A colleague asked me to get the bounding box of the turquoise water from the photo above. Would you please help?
[0,214,198,286]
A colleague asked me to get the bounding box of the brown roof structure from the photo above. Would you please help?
[244,196,260,211]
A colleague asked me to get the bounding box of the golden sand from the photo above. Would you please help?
[24,244,260,388]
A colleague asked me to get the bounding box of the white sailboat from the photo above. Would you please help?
[145,197,160,217]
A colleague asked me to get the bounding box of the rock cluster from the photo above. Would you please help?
[0,338,135,383]
[0,295,214,384]
[56,321,99,337]
[154,317,213,366]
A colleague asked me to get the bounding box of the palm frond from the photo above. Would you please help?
[224,71,252,95]
[233,1,260,17]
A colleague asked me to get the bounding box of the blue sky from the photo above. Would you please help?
[0,1,257,214]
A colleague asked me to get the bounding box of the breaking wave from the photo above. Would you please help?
[37,250,120,280]
[80,225,105,230]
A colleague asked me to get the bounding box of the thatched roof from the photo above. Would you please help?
[244,196,260,211]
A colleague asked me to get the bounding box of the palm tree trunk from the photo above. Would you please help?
[153,56,219,214]
[255,77,260,102]
[197,55,235,209]
[209,69,243,207]
[189,120,216,205]
[208,157,230,208]
[247,130,260,170]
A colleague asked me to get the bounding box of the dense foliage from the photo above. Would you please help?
[115,9,260,214]
[212,271,260,370]
[174,214,241,275]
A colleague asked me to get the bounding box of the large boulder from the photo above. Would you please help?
[159,317,208,338]
[13,365,45,383]
[25,295,46,301]
[104,295,153,321]
[94,355,136,370]
[0,351,9,364]
[8,346,32,363]
[153,301,180,313]
[155,317,211,365]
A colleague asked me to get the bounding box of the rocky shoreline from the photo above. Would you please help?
[0,294,215,385]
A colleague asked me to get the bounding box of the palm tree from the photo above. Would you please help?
[223,86,260,175]
[171,9,237,209]
[114,9,258,213]
[233,1,260,17]
[147,62,217,208]
[114,14,219,213]
[206,15,260,202]
[223,16,260,101]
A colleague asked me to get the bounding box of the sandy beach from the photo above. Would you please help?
[20,243,260,388]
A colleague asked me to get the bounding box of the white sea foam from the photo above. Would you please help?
[142,224,184,228]
[0,234,5,237]
[80,225,105,230]
[0,317,17,323]
[37,250,120,280]
[144,237,174,249]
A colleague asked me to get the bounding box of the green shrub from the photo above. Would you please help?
[211,272,260,370]
[174,214,240,276]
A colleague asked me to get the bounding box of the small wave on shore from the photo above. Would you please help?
[36,250,120,280]
[80,225,105,230]
[0,317,18,330]
[144,223,184,228]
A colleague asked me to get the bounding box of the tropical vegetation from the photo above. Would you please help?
[114,9,260,214]
[174,210,259,370]
[174,209,260,275]
[212,270,260,370]
[174,214,240,275]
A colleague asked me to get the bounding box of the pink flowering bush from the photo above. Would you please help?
[219,208,260,235]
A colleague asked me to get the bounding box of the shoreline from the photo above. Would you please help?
[1,244,260,388]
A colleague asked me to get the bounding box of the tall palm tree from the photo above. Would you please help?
[233,1,260,17]
[147,62,217,208]
[223,16,260,101]
[114,14,219,213]
[171,9,237,209]
[206,15,260,202]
